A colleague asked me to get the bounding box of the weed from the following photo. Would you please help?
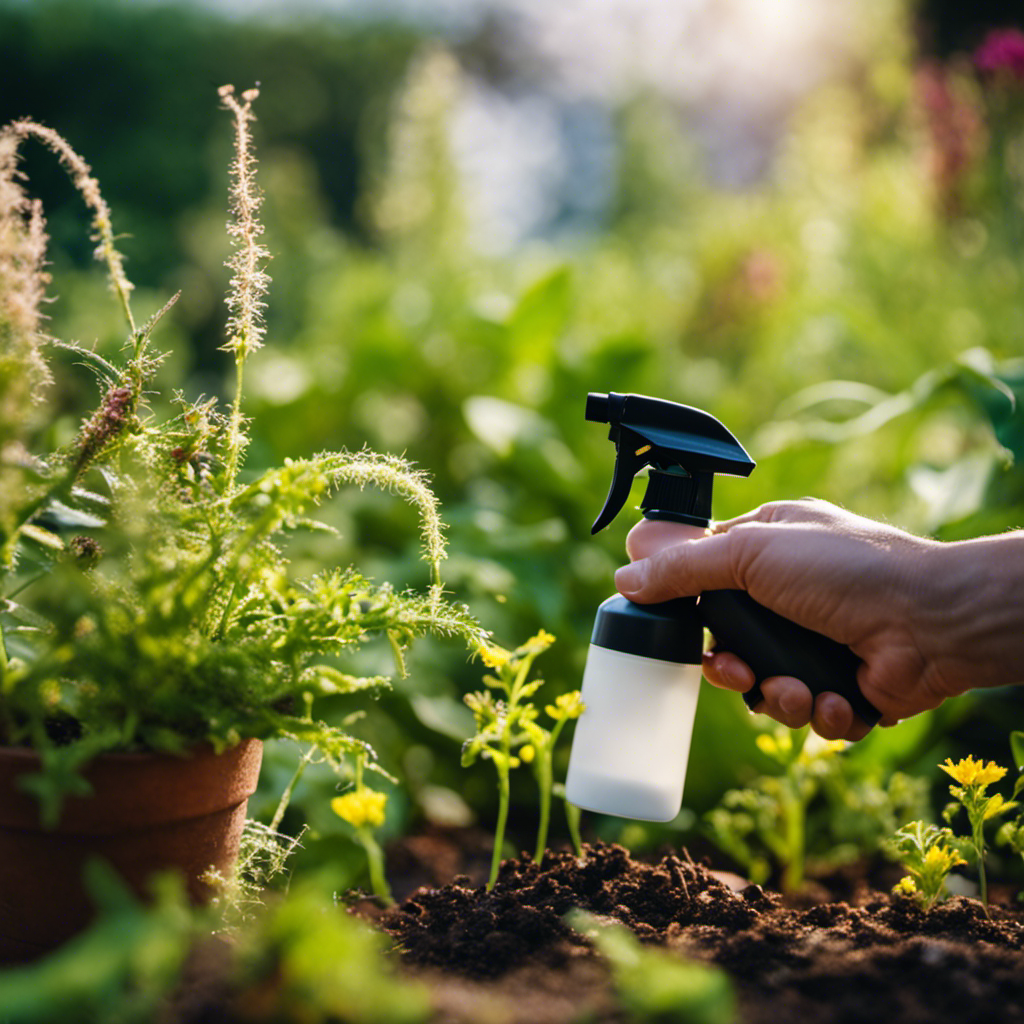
[889,820,967,909]
[462,629,564,888]
[941,755,1016,915]
[0,88,486,824]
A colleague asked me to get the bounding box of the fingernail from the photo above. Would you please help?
[708,654,746,691]
[614,561,646,595]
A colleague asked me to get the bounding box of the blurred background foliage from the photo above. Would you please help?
[2,0,1023,881]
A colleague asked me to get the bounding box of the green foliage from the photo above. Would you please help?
[0,863,428,1024]
[995,733,1024,893]
[0,861,195,1024]
[461,629,559,887]
[705,728,929,892]
[0,90,485,824]
[568,910,736,1024]
[889,820,967,910]
[940,755,1016,914]
[233,876,430,1024]
[4,1,1021,851]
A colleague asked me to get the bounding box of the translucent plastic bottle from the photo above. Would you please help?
[565,590,704,822]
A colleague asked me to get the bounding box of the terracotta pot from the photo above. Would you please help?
[0,738,263,963]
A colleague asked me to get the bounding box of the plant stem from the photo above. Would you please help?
[358,827,394,906]
[488,763,510,891]
[224,354,246,494]
[781,781,805,894]
[974,820,990,917]
[269,745,318,833]
[533,716,567,863]
[534,749,552,864]
[0,617,10,744]
[565,799,584,859]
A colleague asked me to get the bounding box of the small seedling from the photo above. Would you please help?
[889,820,966,909]
[462,630,564,889]
[941,755,1016,916]
[567,910,735,1024]
[521,689,584,863]
[994,732,1024,899]
[331,748,394,906]
[705,727,845,892]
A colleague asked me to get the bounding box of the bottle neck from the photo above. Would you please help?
[639,467,712,527]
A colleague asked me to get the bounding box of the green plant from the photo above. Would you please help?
[567,910,735,1024]
[994,732,1024,898]
[889,820,967,909]
[705,727,928,892]
[522,688,584,862]
[941,755,1016,915]
[461,628,561,888]
[705,728,836,892]
[330,744,393,905]
[0,863,429,1024]
[0,862,196,1024]
[0,87,485,822]
[235,874,430,1024]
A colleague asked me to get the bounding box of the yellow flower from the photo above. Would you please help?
[519,629,556,655]
[477,643,511,670]
[939,755,1007,789]
[755,730,791,760]
[923,843,966,871]
[545,690,584,720]
[519,744,536,764]
[331,788,387,828]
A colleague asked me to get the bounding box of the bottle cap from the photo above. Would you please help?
[591,594,703,665]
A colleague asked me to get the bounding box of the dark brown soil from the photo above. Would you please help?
[379,841,1024,1024]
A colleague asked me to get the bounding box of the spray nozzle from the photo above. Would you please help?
[588,392,755,534]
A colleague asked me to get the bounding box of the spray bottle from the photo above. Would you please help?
[564,392,881,822]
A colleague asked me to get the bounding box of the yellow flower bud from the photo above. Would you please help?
[519,744,536,764]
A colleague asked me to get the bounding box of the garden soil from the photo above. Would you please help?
[376,837,1024,1024]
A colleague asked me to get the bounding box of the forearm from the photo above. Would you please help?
[922,531,1024,693]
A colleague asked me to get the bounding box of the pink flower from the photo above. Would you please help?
[975,28,1024,81]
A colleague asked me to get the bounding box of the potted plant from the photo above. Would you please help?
[0,85,483,961]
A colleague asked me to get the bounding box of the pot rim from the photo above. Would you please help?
[0,738,263,833]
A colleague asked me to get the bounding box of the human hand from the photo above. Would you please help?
[614,499,1013,741]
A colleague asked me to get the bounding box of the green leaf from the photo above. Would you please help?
[506,265,573,363]
[19,523,64,551]
[1010,731,1024,773]
[304,665,391,695]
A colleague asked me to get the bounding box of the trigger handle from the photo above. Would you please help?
[697,589,881,727]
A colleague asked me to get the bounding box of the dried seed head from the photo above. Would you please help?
[6,121,135,332]
[219,84,270,359]
[68,534,102,568]
[0,125,53,431]
[74,384,134,472]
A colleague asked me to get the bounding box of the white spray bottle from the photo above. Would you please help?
[565,392,880,822]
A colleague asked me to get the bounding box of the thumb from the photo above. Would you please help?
[614,532,742,603]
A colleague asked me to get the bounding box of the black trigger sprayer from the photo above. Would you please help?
[564,392,880,822]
